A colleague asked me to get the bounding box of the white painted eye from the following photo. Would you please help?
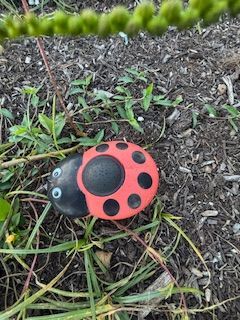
[52,187,62,199]
[52,168,62,178]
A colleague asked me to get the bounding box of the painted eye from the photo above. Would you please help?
[52,168,62,178]
[52,187,62,199]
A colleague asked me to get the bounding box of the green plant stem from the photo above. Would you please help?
[0,144,81,169]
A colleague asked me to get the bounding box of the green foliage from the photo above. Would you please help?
[204,103,240,131]
[0,197,11,221]
[0,0,240,41]
[66,69,182,134]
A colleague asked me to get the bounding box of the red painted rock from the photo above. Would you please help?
[47,141,159,220]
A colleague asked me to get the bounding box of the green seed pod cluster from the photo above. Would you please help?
[0,0,240,42]
[159,0,183,25]
[228,0,240,16]
[109,6,130,33]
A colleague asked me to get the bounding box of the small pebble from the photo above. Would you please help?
[191,268,203,278]
[205,288,212,302]
[201,160,215,167]
[217,83,227,95]
[219,162,227,172]
[185,138,194,147]
[233,223,240,234]
[179,166,191,173]
[137,116,144,122]
[201,210,219,217]
[204,165,212,173]
[207,219,218,225]
[25,56,31,64]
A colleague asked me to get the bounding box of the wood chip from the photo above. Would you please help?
[191,267,203,278]
[223,175,240,182]
[222,76,234,105]
[201,210,219,217]
[205,288,212,302]
[138,272,172,319]
[95,251,112,269]
[217,83,227,95]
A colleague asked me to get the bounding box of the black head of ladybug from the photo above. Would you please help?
[47,154,88,218]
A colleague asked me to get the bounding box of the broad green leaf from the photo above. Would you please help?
[38,114,53,133]
[0,108,14,120]
[128,119,143,133]
[1,170,15,183]
[126,68,140,76]
[205,104,217,117]
[0,198,11,221]
[82,112,93,123]
[9,125,27,136]
[85,75,92,86]
[21,86,39,95]
[124,99,133,110]
[71,80,85,86]
[78,132,104,146]
[116,86,131,96]
[126,68,147,82]
[224,105,240,118]
[192,111,199,128]
[55,113,66,137]
[153,95,165,102]
[155,99,174,107]
[113,95,126,100]
[125,100,135,119]
[78,96,88,108]
[31,94,39,107]
[94,129,105,143]
[116,105,127,119]
[9,212,21,231]
[173,95,183,106]
[126,108,134,121]
[118,76,134,84]
[0,142,14,153]
[94,90,113,101]
[57,137,72,144]
[142,83,153,111]
[229,118,238,132]
[68,87,84,95]
[111,122,119,134]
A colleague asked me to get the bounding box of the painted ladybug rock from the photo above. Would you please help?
[47,141,159,220]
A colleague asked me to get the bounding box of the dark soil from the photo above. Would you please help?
[0,1,240,319]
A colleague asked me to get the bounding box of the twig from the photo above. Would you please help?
[0,144,81,169]
[21,0,85,137]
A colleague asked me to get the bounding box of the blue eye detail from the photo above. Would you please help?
[52,168,62,178]
[52,187,62,199]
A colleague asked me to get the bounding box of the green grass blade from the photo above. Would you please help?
[106,260,156,292]
[84,250,97,320]
[162,214,211,286]
[114,286,203,304]
[25,202,51,250]
[114,263,157,296]
[25,304,116,320]
[0,240,89,255]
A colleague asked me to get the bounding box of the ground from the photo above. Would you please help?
[0,1,240,319]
